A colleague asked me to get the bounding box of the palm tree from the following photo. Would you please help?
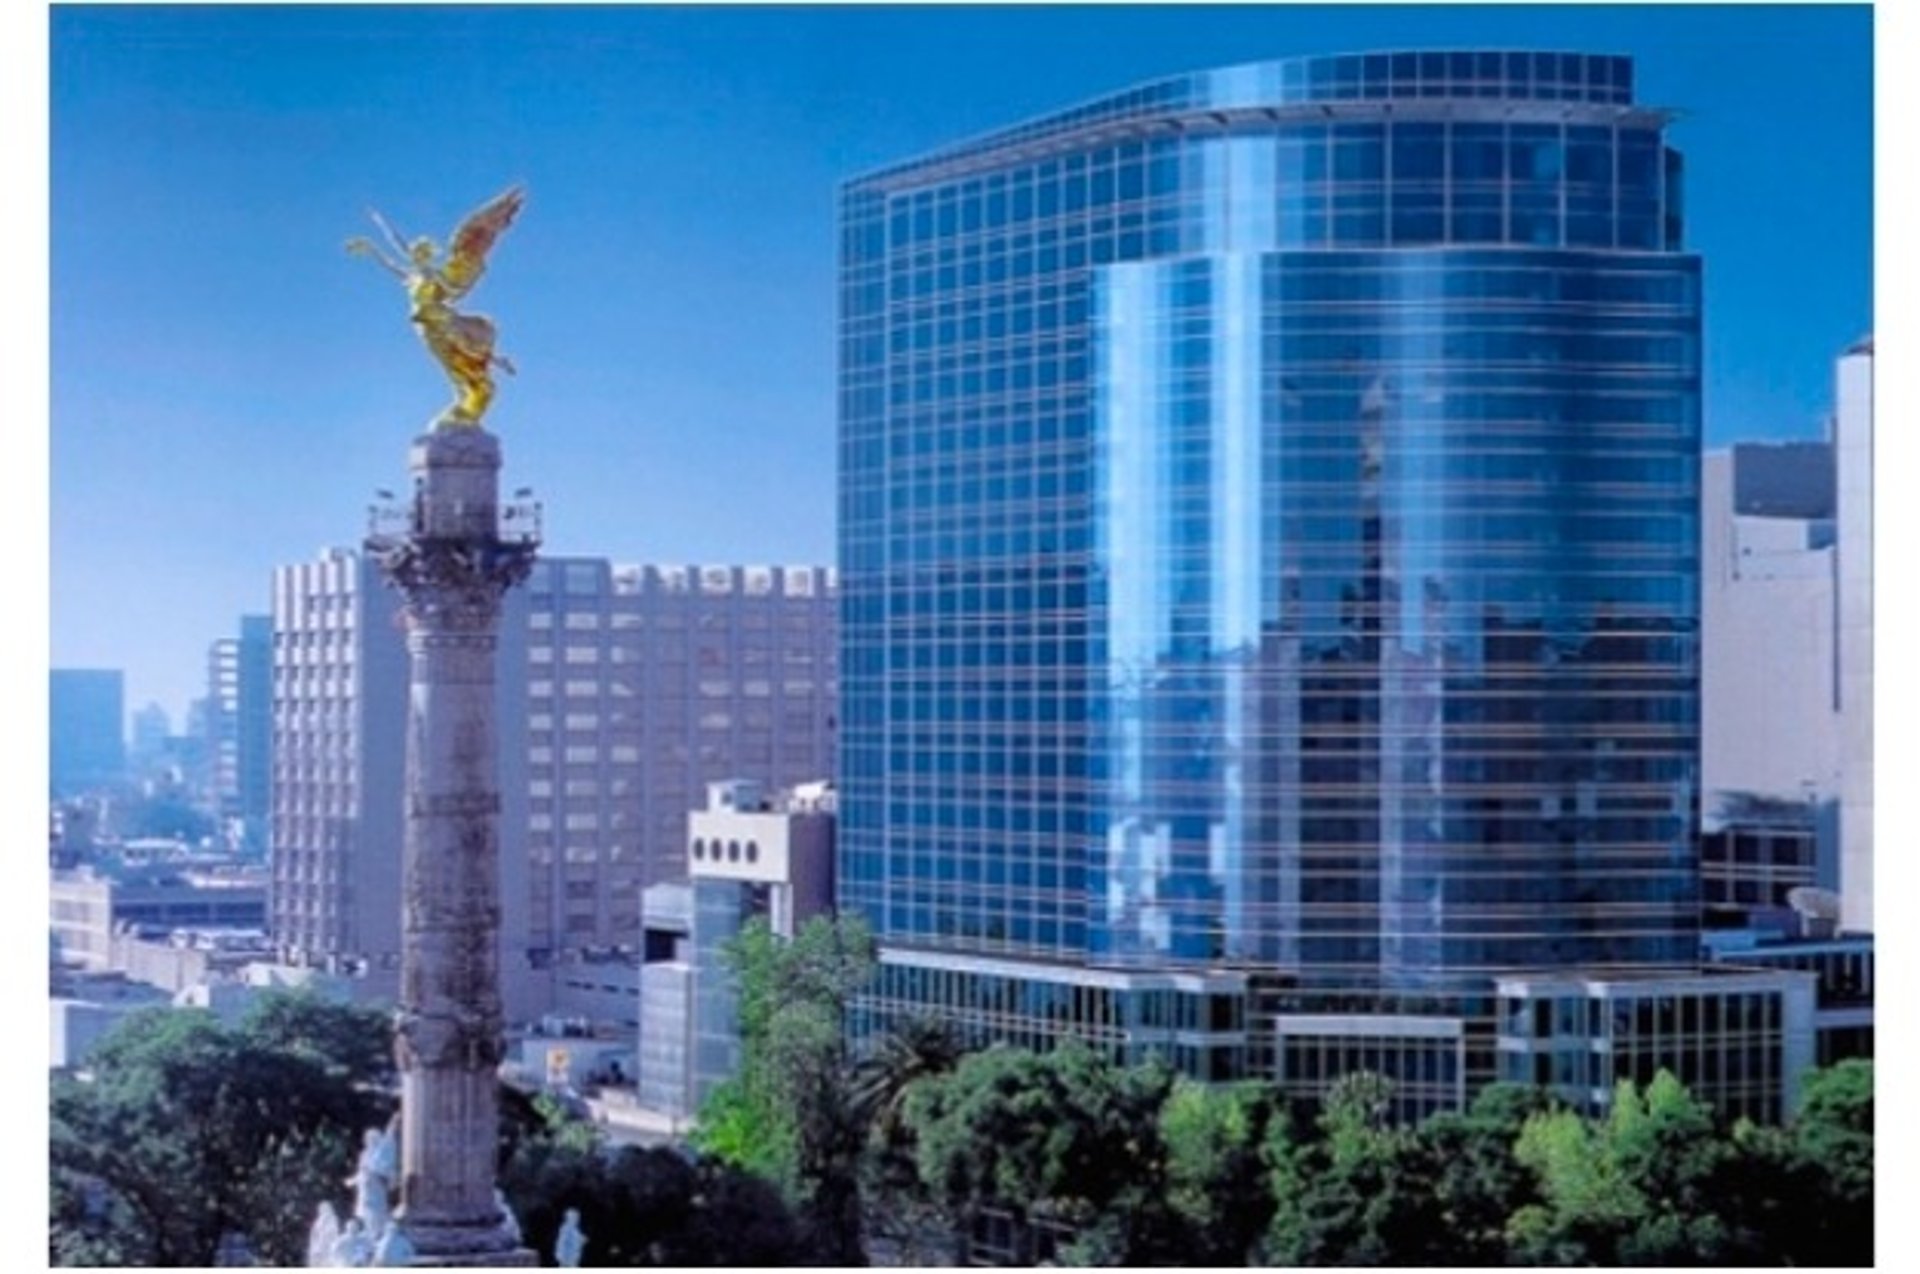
[851,1017,968,1265]
[850,1017,966,1142]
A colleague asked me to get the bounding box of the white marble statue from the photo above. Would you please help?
[373,1220,416,1267]
[348,1127,399,1234]
[307,1202,342,1268]
[329,1218,375,1268]
[495,1187,523,1245]
[554,1208,586,1268]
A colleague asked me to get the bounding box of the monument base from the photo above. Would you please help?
[397,1213,537,1267]
[408,1248,539,1268]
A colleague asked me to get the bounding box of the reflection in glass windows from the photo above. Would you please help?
[841,50,1707,1101]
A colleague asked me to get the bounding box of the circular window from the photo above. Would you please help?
[746,841,760,863]
[692,838,706,860]
[728,840,741,862]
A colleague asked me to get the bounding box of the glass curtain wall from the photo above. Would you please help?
[841,50,1701,1062]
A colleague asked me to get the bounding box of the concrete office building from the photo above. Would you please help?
[841,50,1814,1118]
[517,560,837,964]
[51,669,126,797]
[1834,338,1872,934]
[1697,338,1872,939]
[208,638,242,818]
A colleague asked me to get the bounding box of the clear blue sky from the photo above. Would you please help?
[50,4,1872,723]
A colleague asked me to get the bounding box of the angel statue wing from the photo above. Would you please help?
[442,185,526,298]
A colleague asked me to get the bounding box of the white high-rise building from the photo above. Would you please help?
[1700,443,1841,811]
[1835,337,1873,934]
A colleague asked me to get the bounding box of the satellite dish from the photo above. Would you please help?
[1786,887,1842,922]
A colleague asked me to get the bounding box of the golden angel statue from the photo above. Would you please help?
[347,186,525,427]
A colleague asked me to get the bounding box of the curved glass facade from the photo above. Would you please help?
[839,50,1702,1060]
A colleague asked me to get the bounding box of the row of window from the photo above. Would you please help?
[690,837,762,865]
[877,120,1658,248]
[526,565,835,597]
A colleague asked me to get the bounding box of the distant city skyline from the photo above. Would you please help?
[50,5,1871,720]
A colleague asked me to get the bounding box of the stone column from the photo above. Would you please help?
[371,427,536,1265]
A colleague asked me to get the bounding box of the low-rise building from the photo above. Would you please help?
[1494,967,1818,1124]
[51,861,268,973]
[687,780,837,1107]
[1700,794,1836,930]
[636,883,695,1119]
[1705,928,1872,1068]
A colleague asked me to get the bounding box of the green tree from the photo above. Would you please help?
[689,914,876,1264]
[851,1016,965,1141]
[240,988,397,1091]
[1726,1059,1874,1266]
[1158,1079,1283,1264]
[49,995,394,1266]
[853,1017,968,1265]
[1508,1071,1739,1265]
[1262,1072,1447,1266]
[502,1139,808,1267]
[687,1073,789,1185]
[904,1041,1176,1265]
[1400,1083,1555,1265]
[1792,1057,1872,1247]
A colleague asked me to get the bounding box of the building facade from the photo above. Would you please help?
[516,560,837,963]
[50,862,268,972]
[837,51,1788,1111]
[636,882,696,1120]
[1833,338,1872,935]
[1704,930,1871,1068]
[51,669,126,797]
[1700,444,1840,807]
[1493,968,1815,1125]
[269,549,411,983]
[685,780,837,1108]
[1699,796,1830,926]
[207,614,274,850]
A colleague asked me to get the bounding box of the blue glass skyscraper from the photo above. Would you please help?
[840,51,1724,1109]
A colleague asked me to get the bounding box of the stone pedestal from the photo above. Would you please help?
[370,427,537,1266]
